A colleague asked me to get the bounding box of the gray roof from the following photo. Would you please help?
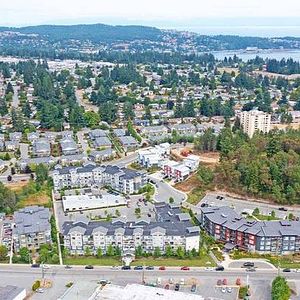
[199,206,300,238]
[113,128,126,137]
[89,129,107,139]
[62,203,198,238]
[33,139,50,153]
[118,136,138,147]
[13,206,50,235]
[60,138,77,152]
[94,137,112,148]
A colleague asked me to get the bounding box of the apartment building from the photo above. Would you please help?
[239,109,271,138]
[137,143,170,168]
[198,206,300,254]
[52,164,147,194]
[12,206,51,252]
[62,203,200,255]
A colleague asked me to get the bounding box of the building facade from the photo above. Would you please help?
[198,206,300,254]
[12,206,52,252]
[239,109,271,138]
[62,203,200,255]
[52,164,147,194]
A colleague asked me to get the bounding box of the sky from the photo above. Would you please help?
[1,0,300,36]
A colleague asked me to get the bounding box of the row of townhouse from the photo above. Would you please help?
[12,206,52,252]
[138,144,200,181]
[62,203,200,255]
[52,164,147,194]
[139,123,225,139]
[198,206,300,254]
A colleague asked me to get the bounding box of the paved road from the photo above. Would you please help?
[12,85,19,108]
[148,172,186,204]
[19,143,29,159]
[1,265,299,300]
[76,130,89,155]
[106,152,138,168]
[0,173,31,183]
[199,193,300,219]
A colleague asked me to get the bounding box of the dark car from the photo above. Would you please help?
[283,268,291,272]
[134,266,143,270]
[175,284,180,291]
[200,203,208,207]
[121,265,131,270]
[246,267,256,272]
[215,266,225,271]
[191,284,197,292]
[164,284,170,290]
[181,266,190,271]
[85,265,94,269]
[65,265,72,269]
[146,266,154,270]
[279,207,288,211]
[243,262,255,267]
[31,263,40,268]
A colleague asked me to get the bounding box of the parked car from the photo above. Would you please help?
[65,265,72,269]
[180,266,190,271]
[174,284,180,291]
[31,264,40,268]
[134,266,143,270]
[283,268,291,272]
[111,265,120,270]
[41,264,50,269]
[169,278,174,284]
[227,287,232,293]
[236,278,241,285]
[215,266,224,271]
[222,279,228,285]
[279,207,288,211]
[221,287,226,293]
[85,265,94,269]
[36,288,44,293]
[246,267,256,272]
[164,284,170,290]
[146,266,154,270]
[159,266,166,271]
[243,262,254,267]
[191,284,197,292]
[121,265,131,270]
[217,279,222,286]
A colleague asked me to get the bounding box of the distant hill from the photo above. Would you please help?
[0,23,162,43]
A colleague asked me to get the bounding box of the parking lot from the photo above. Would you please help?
[199,193,300,219]
[55,193,156,229]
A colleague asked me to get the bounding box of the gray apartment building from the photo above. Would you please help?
[62,203,200,256]
[198,206,300,254]
[12,206,52,252]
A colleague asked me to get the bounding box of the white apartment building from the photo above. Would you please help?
[239,109,271,138]
[62,203,200,255]
[52,164,147,194]
[137,143,170,168]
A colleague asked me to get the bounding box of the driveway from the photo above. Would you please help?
[19,143,29,159]
[148,172,187,204]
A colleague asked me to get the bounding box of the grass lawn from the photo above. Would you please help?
[187,187,206,205]
[64,256,121,266]
[253,214,281,221]
[63,255,216,267]
[131,256,216,267]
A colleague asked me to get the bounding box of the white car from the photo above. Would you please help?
[294,269,300,273]
[205,267,214,271]
[41,264,50,269]
[227,287,232,293]
[36,288,44,293]
[221,287,227,293]
[111,266,120,270]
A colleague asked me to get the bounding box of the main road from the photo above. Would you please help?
[0,265,299,300]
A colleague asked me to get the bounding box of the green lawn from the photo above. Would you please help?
[64,256,121,266]
[253,214,280,221]
[63,255,216,267]
[131,256,216,267]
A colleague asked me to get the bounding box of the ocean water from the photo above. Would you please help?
[211,49,300,62]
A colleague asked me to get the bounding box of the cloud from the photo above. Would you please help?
[1,0,300,26]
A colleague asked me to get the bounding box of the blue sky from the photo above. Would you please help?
[1,0,300,36]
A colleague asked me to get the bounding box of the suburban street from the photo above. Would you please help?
[0,264,299,300]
